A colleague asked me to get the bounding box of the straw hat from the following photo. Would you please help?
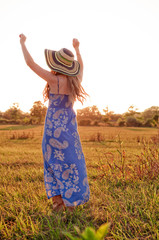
[44,48,80,76]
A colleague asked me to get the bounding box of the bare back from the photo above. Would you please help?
[48,74,71,95]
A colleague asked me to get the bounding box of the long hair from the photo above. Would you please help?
[43,82,50,102]
[67,76,88,104]
[43,75,88,104]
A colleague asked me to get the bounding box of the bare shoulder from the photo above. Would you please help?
[28,61,57,83]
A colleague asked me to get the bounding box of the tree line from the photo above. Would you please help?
[0,102,47,125]
[77,105,159,127]
[0,102,158,127]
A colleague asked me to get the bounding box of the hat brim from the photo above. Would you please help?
[44,49,80,76]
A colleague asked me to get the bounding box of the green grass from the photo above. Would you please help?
[0,125,38,131]
[0,126,159,239]
[125,127,153,131]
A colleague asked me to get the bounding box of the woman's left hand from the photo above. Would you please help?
[19,34,26,44]
[73,38,80,49]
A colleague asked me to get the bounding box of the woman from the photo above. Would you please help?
[19,34,90,212]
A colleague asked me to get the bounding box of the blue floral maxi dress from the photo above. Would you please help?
[42,93,90,207]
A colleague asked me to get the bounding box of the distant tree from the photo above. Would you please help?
[91,105,101,119]
[30,101,47,124]
[117,118,125,127]
[78,119,91,126]
[102,116,109,126]
[3,103,23,122]
[103,106,114,120]
[110,113,122,122]
[126,116,142,127]
[77,105,101,122]
[22,117,31,125]
[153,114,159,123]
[128,105,138,113]
[102,106,115,126]
[142,106,159,120]
[144,118,156,128]
[124,105,138,117]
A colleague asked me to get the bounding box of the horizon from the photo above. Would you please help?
[1,100,158,115]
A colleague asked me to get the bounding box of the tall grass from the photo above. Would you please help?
[96,134,159,182]
[0,126,159,239]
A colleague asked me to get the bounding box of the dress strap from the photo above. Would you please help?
[57,76,59,94]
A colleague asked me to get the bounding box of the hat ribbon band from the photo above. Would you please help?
[59,53,72,63]
[56,52,73,67]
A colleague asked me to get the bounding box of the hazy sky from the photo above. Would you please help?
[0,0,159,114]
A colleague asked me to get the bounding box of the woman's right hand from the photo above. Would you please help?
[73,38,80,49]
[19,34,26,44]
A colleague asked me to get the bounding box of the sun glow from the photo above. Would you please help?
[0,0,159,114]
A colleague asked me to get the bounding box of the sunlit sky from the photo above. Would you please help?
[0,0,159,114]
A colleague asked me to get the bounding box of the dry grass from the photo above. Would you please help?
[0,126,159,239]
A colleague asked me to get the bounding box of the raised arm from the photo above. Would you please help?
[73,38,83,82]
[19,34,56,82]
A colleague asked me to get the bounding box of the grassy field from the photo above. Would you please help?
[0,125,159,239]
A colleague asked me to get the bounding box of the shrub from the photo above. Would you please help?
[98,140,159,181]
[89,132,105,142]
[9,131,34,140]
[117,118,125,127]
[78,119,91,126]
[22,117,31,125]
[126,116,142,127]
[64,222,110,240]
[93,120,99,126]
[15,119,22,125]
[153,114,159,122]
[0,118,9,124]
[144,118,157,127]
[135,142,159,180]
[0,119,17,124]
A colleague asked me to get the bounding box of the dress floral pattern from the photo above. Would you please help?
[42,93,90,207]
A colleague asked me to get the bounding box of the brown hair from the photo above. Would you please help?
[43,82,50,102]
[43,75,88,104]
[67,76,88,104]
